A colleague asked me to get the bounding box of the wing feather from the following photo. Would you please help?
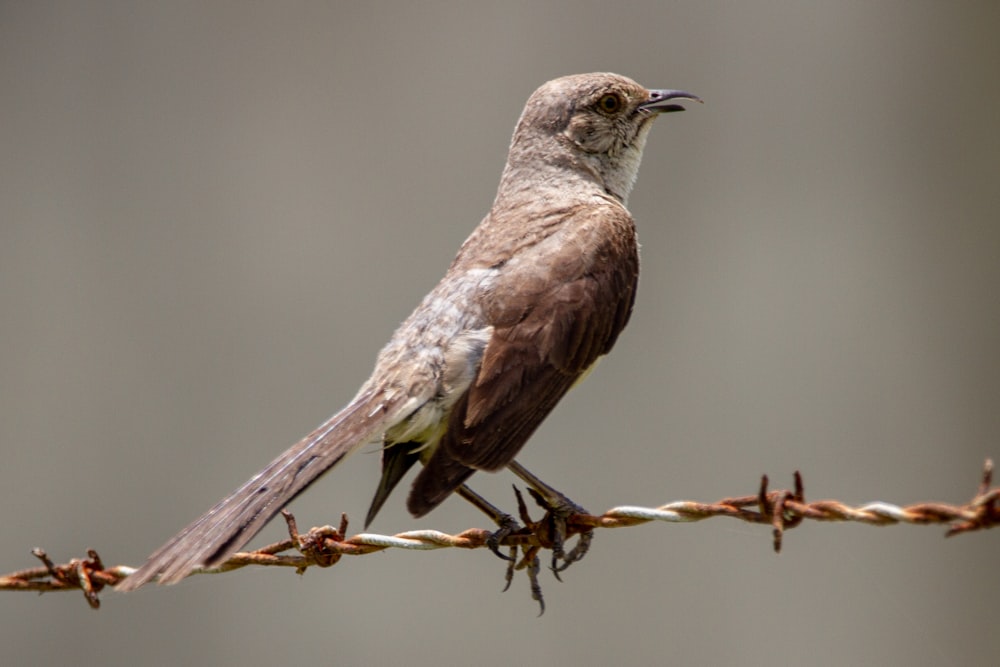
[407,204,638,515]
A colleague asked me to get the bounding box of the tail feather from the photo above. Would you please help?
[407,451,476,518]
[365,441,421,528]
[118,390,413,590]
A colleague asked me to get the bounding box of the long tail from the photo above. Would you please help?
[118,389,411,590]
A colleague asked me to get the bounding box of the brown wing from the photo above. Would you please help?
[407,204,639,516]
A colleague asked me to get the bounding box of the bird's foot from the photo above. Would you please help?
[515,485,594,579]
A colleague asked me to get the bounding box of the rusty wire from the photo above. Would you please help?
[3,460,997,609]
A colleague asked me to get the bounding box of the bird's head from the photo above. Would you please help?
[504,73,700,204]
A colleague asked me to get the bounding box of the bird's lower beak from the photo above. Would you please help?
[639,89,703,113]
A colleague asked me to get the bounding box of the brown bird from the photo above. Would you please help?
[118,72,699,590]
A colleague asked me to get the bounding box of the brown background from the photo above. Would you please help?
[2,2,998,665]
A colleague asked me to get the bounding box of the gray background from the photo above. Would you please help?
[3,2,999,665]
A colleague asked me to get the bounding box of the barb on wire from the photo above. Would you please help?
[2,459,997,610]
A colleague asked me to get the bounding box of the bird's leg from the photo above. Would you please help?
[455,484,522,563]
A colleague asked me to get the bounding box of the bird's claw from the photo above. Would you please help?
[486,513,520,562]
[518,486,594,577]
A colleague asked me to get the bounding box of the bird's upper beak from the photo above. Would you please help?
[639,89,703,113]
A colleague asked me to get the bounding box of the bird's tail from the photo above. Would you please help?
[118,389,411,590]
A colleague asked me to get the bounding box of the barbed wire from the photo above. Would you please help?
[3,460,997,611]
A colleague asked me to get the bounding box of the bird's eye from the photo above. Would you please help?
[597,93,623,114]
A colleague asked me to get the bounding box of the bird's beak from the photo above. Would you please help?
[639,89,703,113]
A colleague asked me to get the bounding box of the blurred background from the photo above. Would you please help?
[2,2,998,665]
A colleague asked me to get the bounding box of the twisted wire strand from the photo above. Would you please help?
[3,460,996,609]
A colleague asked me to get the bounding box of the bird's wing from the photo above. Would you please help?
[407,204,638,515]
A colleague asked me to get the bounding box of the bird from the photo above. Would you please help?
[117,72,699,591]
